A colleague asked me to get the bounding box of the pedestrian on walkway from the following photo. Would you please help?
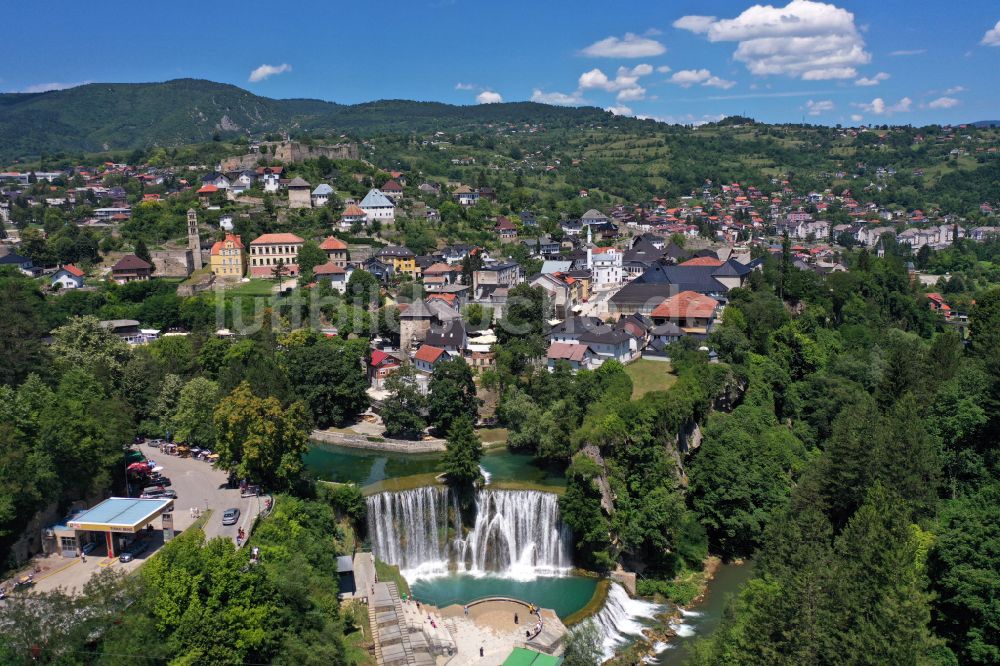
[464,605,469,616]
[480,646,484,657]
[514,612,519,624]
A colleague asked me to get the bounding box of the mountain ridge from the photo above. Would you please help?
[0,78,622,162]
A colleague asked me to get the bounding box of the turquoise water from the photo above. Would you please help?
[410,574,597,619]
[304,444,565,489]
[653,562,756,665]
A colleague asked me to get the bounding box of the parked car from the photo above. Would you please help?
[148,475,171,487]
[118,540,149,562]
[240,484,260,498]
[139,486,165,498]
[221,508,240,526]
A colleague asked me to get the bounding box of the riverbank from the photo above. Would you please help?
[311,428,446,452]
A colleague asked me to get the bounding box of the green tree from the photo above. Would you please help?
[0,276,48,387]
[929,483,1000,664]
[381,364,427,440]
[285,336,369,427]
[561,620,604,666]
[296,239,327,283]
[427,358,478,434]
[213,382,310,489]
[442,415,482,487]
[169,377,220,447]
[50,314,131,377]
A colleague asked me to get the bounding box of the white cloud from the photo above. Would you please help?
[577,64,654,102]
[581,32,666,58]
[672,15,717,34]
[704,75,737,89]
[476,90,503,104]
[805,99,834,115]
[669,69,713,87]
[578,68,611,90]
[605,105,634,116]
[455,82,476,90]
[21,81,91,93]
[531,88,585,106]
[248,63,292,82]
[616,86,647,101]
[656,65,672,73]
[981,19,1000,46]
[890,49,925,56]
[668,69,736,89]
[854,96,911,115]
[851,113,864,122]
[943,85,966,95]
[927,96,959,109]
[676,1,870,80]
[854,71,889,86]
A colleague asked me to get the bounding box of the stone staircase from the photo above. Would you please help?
[369,581,451,666]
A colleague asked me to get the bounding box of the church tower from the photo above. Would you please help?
[187,209,203,269]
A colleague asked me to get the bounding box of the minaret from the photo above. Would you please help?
[187,209,203,269]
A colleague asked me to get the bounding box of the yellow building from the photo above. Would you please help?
[209,233,247,279]
[376,245,419,278]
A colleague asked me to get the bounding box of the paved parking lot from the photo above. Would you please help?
[25,446,265,595]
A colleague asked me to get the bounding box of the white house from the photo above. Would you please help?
[312,184,334,207]
[313,261,351,293]
[51,264,85,289]
[359,188,396,223]
[587,246,623,287]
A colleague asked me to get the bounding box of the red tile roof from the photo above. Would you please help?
[250,233,304,245]
[680,256,723,267]
[112,254,152,271]
[651,291,719,320]
[319,236,348,250]
[211,233,244,255]
[414,345,445,364]
[61,264,85,277]
[313,261,345,275]
[342,204,366,217]
[547,341,592,363]
[197,184,218,194]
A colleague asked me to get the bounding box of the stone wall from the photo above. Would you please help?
[311,429,445,453]
[151,249,195,278]
[221,141,358,171]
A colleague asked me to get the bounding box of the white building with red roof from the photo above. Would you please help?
[319,236,349,267]
[248,233,304,278]
[51,264,85,289]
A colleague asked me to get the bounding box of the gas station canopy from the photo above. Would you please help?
[67,497,173,534]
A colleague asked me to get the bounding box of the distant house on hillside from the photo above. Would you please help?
[111,254,153,284]
[0,252,36,277]
[359,189,395,222]
[311,183,334,207]
[287,177,312,209]
[51,264,85,289]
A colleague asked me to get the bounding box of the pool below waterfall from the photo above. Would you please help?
[410,574,598,620]
[304,443,565,489]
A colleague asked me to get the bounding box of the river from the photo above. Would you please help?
[651,561,755,665]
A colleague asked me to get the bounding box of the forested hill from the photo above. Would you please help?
[0,78,622,161]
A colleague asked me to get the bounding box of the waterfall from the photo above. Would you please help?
[457,489,572,579]
[592,583,666,661]
[366,487,571,579]
[366,486,459,578]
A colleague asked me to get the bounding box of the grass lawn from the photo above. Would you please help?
[374,559,410,596]
[221,279,278,297]
[476,427,508,444]
[626,359,678,399]
[343,600,376,664]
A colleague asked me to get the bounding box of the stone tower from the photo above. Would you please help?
[187,209,203,269]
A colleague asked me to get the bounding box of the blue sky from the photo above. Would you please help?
[6,1,1000,125]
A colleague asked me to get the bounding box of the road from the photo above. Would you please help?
[25,446,265,595]
[148,445,264,543]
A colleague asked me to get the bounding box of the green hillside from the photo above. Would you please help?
[0,78,623,162]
